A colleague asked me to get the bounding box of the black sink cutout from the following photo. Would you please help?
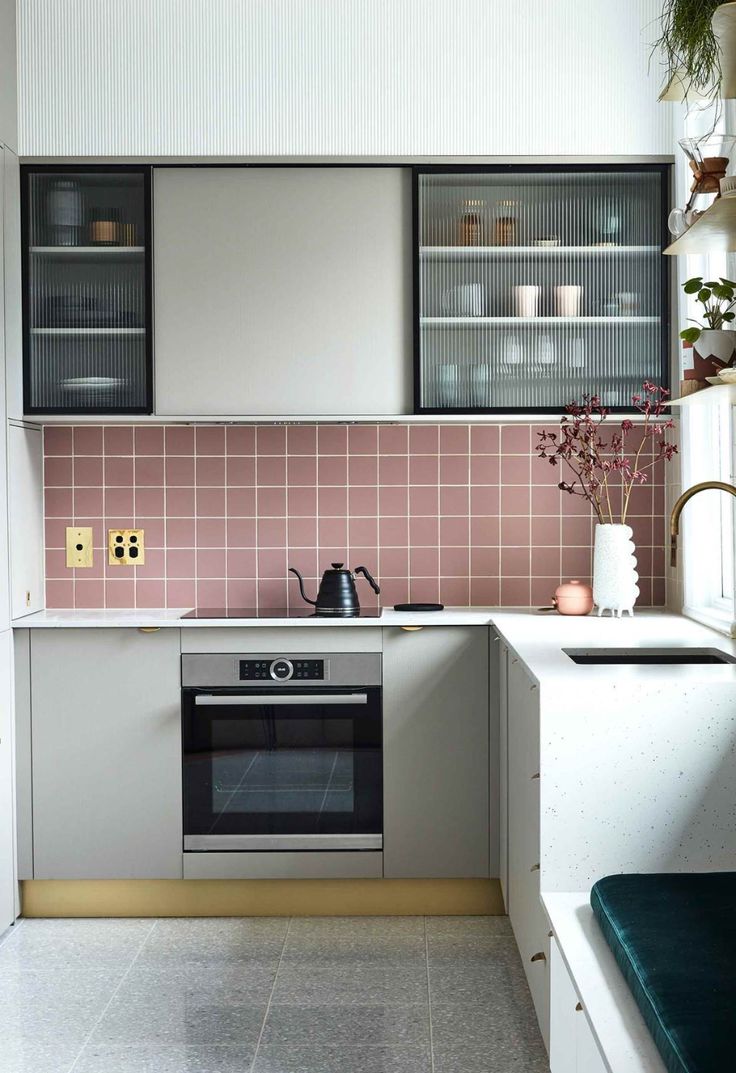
[564,648,736,665]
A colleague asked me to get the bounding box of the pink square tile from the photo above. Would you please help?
[500,576,531,607]
[348,426,378,454]
[440,578,470,606]
[257,426,286,454]
[441,546,469,576]
[379,426,408,454]
[409,455,438,485]
[258,487,287,516]
[227,426,256,455]
[258,548,287,579]
[105,579,135,608]
[73,489,104,517]
[228,579,258,608]
[74,579,105,608]
[258,517,287,546]
[45,456,73,486]
[501,456,530,484]
[288,456,317,485]
[135,457,164,485]
[470,426,499,453]
[561,546,592,577]
[288,517,317,546]
[380,486,408,516]
[44,427,72,456]
[227,456,256,485]
[104,427,134,455]
[320,486,348,515]
[440,426,469,454]
[136,488,165,517]
[471,577,500,605]
[531,577,559,606]
[167,579,196,607]
[409,485,438,516]
[319,456,347,484]
[380,577,410,605]
[167,518,196,547]
[227,517,257,547]
[470,485,500,516]
[500,515,530,545]
[162,489,194,522]
[531,515,560,547]
[196,518,226,547]
[382,547,409,576]
[409,425,439,453]
[348,548,378,575]
[439,456,468,485]
[287,550,319,583]
[349,517,378,545]
[73,427,103,455]
[196,426,225,455]
[379,516,408,546]
[440,516,469,545]
[197,579,227,606]
[318,426,347,454]
[197,548,226,578]
[288,425,317,455]
[501,546,531,575]
[165,426,194,454]
[411,546,439,575]
[45,488,73,517]
[135,548,165,577]
[501,485,530,515]
[135,580,166,608]
[167,549,196,577]
[46,579,74,607]
[104,488,134,516]
[258,578,288,608]
[531,485,562,514]
[501,425,531,453]
[45,519,67,547]
[440,486,469,515]
[652,577,666,605]
[471,546,499,576]
[348,456,377,485]
[470,516,500,546]
[135,426,164,455]
[319,517,348,547]
[410,577,440,602]
[227,549,258,578]
[561,515,593,546]
[45,549,67,577]
[257,456,287,485]
[410,516,439,545]
[196,457,226,486]
[74,457,103,486]
[379,456,408,485]
[635,546,653,575]
[288,486,317,515]
[196,488,226,516]
[470,455,500,484]
[227,487,256,517]
[139,519,165,548]
[105,457,134,486]
[349,486,378,516]
[165,456,195,486]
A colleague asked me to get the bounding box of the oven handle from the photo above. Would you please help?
[193,693,368,706]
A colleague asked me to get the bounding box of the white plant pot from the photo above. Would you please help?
[694,328,736,368]
[712,3,736,99]
[592,524,640,618]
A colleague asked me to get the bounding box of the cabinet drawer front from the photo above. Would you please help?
[181,627,382,654]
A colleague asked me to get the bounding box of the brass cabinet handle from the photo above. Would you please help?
[530,863,540,872]
[575,1002,583,1012]
[530,951,546,963]
[138,627,161,633]
[400,626,424,632]
[531,772,540,780]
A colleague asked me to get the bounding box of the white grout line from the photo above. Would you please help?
[250,916,293,1073]
[424,916,436,1073]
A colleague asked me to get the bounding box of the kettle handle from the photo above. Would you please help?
[354,566,381,595]
[288,566,317,605]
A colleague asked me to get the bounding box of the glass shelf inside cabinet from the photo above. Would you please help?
[25,169,150,413]
[416,169,666,412]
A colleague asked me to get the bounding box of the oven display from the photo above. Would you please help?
[239,658,325,681]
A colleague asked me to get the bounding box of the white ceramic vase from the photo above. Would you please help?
[592,524,640,618]
[712,3,736,99]
[694,328,736,369]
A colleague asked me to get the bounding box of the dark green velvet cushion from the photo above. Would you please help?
[591,873,736,1073]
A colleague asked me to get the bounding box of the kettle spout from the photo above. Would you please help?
[288,566,317,605]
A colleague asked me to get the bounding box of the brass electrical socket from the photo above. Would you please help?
[66,527,93,568]
[108,528,145,566]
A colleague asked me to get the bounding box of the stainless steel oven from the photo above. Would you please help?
[181,652,382,851]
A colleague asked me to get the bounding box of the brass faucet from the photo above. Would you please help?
[669,481,736,567]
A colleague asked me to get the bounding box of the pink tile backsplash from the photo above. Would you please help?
[44,423,668,610]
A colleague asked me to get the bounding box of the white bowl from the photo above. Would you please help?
[717,367,736,383]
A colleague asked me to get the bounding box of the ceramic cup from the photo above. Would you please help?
[442,283,484,317]
[501,334,524,365]
[436,363,460,406]
[555,285,582,317]
[514,285,540,318]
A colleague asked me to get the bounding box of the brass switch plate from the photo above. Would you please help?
[108,528,145,566]
[66,527,93,568]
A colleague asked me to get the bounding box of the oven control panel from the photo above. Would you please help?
[239,658,325,681]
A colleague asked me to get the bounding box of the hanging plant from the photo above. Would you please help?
[654,0,722,98]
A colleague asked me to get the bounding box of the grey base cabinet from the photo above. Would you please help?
[382,625,489,878]
[30,628,182,879]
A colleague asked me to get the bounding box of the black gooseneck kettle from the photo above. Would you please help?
[289,563,381,616]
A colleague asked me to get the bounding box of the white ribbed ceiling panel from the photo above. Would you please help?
[19,0,671,158]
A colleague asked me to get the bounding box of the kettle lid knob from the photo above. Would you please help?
[331,562,344,570]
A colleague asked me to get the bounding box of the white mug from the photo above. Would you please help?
[436,363,460,406]
[501,334,524,366]
[537,335,555,365]
[514,285,540,318]
[555,285,582,317]
[442,283,484,317]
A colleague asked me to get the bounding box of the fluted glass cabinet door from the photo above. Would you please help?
[23,166,152,414]
[415,165,670,413]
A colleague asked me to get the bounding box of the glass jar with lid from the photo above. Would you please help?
[459,199,484,245]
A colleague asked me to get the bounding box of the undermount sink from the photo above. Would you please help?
[564,648,736,666]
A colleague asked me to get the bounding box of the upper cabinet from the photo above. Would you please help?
[153,167,411,416]
[414,165,670,413]
[22,166,152,414]
[0,0,17,151]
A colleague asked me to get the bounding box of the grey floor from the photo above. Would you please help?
[0,915,548,1073]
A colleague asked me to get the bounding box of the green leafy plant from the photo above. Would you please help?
[680,275,736,342]
[654,0,722,97]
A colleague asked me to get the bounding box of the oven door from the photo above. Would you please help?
[182,687,382,850]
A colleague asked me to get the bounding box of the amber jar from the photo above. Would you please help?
[494,201,518,246]
[89,208,120,246]
[459,200,484,246]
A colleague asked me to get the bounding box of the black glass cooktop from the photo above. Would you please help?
[181,606,382,620]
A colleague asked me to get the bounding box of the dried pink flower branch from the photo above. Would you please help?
[535,382,678,525]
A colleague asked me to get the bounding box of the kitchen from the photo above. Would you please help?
[1,2,736,1073]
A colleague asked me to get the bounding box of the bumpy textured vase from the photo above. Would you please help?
[592,524,640,617]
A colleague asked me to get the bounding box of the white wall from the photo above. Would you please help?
[18,0,672,158]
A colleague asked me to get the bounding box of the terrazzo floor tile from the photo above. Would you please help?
[425,915,514,938]
[0,1040,81,1073]
[0,918,154,971]
[87,994,269,1047]
[269,961,429,1006]
[135,918,289,967]
[252,1043,433,1072]
[70,1044,257,1073]
[258,1004,431,1048]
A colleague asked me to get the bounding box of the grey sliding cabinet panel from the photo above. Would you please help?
[31,628,182,879]
[383,625,489,878]
[153,167,412,415]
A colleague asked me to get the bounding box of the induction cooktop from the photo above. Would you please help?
[181,606,382,620]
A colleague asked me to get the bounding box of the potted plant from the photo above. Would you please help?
[655,1,736,99]
[536,384,677,617]
[680,275,736,377]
